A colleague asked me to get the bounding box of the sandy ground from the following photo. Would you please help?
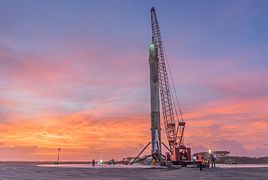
[0,163,268,180]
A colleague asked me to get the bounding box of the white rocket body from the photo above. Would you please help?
[149,43,162,157]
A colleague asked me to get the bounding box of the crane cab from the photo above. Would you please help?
[173,145,191,162]
[165,145,191,164]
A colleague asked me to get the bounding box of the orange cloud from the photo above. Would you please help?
[0,111,151,161]
[1,29,268,160]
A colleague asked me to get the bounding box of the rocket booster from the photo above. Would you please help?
[149,43,161,155]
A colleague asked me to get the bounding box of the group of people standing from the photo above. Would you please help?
[197,152,216,171]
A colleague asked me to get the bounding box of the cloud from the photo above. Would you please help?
[0,42,149,118]
[0,110,151,160]
[0,2,268,160]
[214,139,268,157]
[189,139,268,157]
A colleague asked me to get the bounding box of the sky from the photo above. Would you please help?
[0,0,268,161]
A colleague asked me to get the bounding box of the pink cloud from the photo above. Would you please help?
[1,31,268,160]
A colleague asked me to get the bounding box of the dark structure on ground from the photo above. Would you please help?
[219,156,268,164]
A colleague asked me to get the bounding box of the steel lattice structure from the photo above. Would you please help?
[150,7,185,154]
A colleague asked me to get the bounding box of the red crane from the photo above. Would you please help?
[131,7,191,166]
[151,7,191,162]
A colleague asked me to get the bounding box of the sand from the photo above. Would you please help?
[0,163,267,180]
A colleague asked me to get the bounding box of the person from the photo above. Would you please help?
[197,153,203,171]
[209,153,213,168]
[92,159,95,167]
[211,153,216,168]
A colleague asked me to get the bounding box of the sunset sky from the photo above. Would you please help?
[0,0,268,161]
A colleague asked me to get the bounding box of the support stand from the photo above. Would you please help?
[131,142,166,165]
[130,142,151,165]
[161,142,172,154]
